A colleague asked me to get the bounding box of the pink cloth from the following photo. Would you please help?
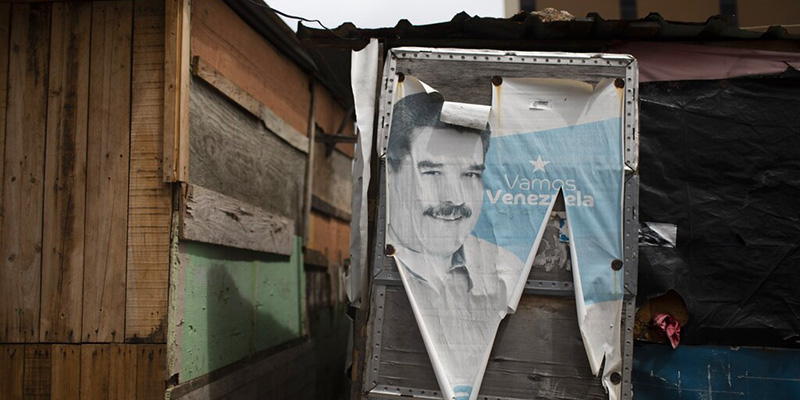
[609,42,800,82]
[653,313,681,349]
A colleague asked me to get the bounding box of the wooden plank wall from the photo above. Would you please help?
[0,1,171,398]
[126,0,172,343]
[176,0,356,395]
[307,81,355,308]
[190,0,310,134]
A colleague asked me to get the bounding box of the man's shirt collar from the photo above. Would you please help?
[400,244,474,292]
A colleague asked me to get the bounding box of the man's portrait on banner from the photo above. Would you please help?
[384,90,525,400]
[379,69,627,400]
[385,91,523,309]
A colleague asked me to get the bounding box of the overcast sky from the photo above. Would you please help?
[265,0,505,31]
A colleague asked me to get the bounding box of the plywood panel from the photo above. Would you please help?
[50,345,80,400]
[191,0,310,134]
[23,345,51,399]
[0,3,50,343]
[110,345,137,400]
[136,344,166,400]
[188,78,306,223]
[40,1,91,344]
[83,0,133,343]
[126,0,171,343]
[0,345,24,399]
[178,240,304,382]
[80,345,111,400]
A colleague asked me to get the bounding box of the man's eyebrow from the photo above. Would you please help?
[469,164,486,172]
[418,160,444,169]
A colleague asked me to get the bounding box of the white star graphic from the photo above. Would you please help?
[529,155,550,173]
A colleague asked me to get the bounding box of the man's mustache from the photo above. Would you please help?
[423,202,472,221]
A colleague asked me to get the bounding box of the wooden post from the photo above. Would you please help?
[164,0,190,182]
[303,81,317,244]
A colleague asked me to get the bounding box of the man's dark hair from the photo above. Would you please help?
[386,92,490,171]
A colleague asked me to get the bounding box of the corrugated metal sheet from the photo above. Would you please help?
[296,11,799,105]
[297,11,799,47]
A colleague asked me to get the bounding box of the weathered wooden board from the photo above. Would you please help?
[23,345,51,399]
[0,3,50,343]
[180,184,294,256]
[311,144,352,219]
[50,345,80,400]
[314,87,355,157]
[192,57,310,154]
[110,345,137,400]
[0,345,24,399]
[135,344,166,400]
[40,1,91,344]
[167,340,314,400]
[311,195,351,222]
[83,0,133,343]
[0,3,9,244]
[81,345,111,400]
[308,212,351,268]
[126,0,172,343]
[72,344,163,399]
[188,77,306,225]
[190,0,311,134]
[395,57,626,106]
[163,0,190,182]
[375,287,606,399]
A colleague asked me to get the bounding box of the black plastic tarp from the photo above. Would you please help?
[638,75,800,347]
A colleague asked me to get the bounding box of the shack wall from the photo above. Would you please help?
[0,1,170,398]
[166,0,354,398]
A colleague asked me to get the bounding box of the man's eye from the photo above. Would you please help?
[464,172,482,178]
[421,171,442,176]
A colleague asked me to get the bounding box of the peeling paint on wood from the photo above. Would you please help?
[633,343,800,399]
[177,238,304,382]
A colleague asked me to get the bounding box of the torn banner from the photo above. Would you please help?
[385,77,625,400]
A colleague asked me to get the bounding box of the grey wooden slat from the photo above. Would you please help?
[189,77,306,227]
[375,286,607,399]
[180,183,294,256]
[395,58,625,105]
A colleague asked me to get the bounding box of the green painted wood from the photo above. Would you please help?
[180,237,304,382]
[254,238,304,350]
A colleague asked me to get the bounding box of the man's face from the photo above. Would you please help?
[388,125,485,257]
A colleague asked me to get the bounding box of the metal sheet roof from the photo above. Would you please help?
[297,11,800,50]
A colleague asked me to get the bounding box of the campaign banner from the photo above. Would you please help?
[385,76,625,400]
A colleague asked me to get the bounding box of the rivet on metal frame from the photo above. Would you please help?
[611,259,623,271]
[491,75,503,86]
